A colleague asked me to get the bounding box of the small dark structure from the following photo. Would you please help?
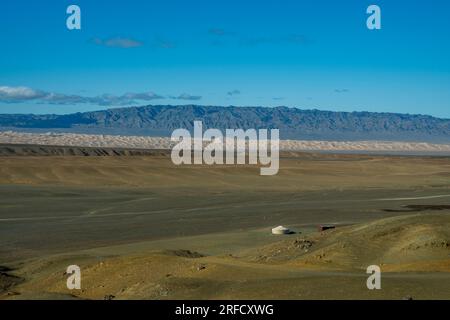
[318,224,335,232]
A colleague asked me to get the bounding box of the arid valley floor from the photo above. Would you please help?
[0,146,449,299]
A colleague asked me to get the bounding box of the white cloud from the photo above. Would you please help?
[0,86,205,106]
[0,86,165,106]
[0,86,47,101]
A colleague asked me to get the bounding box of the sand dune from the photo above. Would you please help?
[1,130,450,152]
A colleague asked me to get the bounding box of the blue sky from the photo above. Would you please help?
[1,0,449,118]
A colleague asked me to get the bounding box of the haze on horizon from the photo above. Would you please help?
[0,0,449,118]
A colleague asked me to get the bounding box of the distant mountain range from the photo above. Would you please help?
[0,105,449,142]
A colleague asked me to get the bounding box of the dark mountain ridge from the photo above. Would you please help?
[0,105,449,142]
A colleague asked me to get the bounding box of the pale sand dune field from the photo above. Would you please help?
[1,130,450,152]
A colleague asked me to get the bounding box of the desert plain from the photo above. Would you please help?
[0,141,449,300]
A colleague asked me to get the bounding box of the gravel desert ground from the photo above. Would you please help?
[0,142,449,299]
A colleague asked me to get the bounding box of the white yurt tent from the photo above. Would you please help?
[271,226,290,235]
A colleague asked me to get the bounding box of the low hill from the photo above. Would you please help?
[241,213,450,272]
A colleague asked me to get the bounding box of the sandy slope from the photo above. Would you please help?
[2,214,449,300]
[0,152,449,189]
[241,214,450,272]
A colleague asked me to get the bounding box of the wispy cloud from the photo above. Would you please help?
[0,86,164,106]
[286,34,312,45]
[171,93,202,101]
[240,34,313,46]
[208,28,236,36]
[91,37,144,48]
[208,28,312,48]
[152,37,176,49]
[227,89,241,96]
[334,89,350,93]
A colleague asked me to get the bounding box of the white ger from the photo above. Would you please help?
[271,226,290,235]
